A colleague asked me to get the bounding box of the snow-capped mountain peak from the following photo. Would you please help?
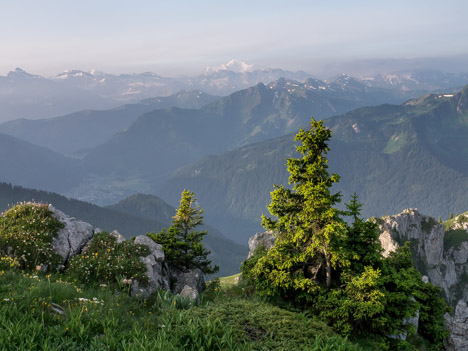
[6,68,43,80]
[204,59,258,75]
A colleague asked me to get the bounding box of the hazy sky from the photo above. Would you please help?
[1,0,467,77]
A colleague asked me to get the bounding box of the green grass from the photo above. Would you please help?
[0,269,373,351]
[443,211,468,231]
[219,273,242,288]
[443,211,468,251]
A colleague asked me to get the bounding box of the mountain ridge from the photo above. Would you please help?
[2,62,467,122]
[157,88,468,243]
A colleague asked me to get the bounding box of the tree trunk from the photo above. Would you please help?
[323,247,331,288]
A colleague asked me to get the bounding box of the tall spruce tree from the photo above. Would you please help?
[252,118,346,301]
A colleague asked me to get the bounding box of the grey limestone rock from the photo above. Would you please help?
[49,205,95,266]
[247,231,277,258]
[377,208,468,348]
[131,235,169,297]
[445,300,468,351]
[110,230,126,243]
[174,268,205,302]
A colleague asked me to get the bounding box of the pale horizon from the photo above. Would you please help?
[1,0,468,78]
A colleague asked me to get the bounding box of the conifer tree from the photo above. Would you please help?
[243,118,449,344]
[252,118,346,300]
[344,193,383,274]
[149,190,218,275]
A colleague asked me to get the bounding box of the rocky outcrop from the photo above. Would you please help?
[50,205,95,266]
[47,205,205,301]
[445,300,468,351]
[247,231,277,258]
[377,209,455,299]
[377,209,468,351]
[131,235,169,297]
[246,209,468,349]
[378,209,468,307]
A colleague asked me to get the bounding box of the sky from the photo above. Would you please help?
[1,0,467,78]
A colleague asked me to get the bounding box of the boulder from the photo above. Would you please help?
[49,205,95,266]
[247,231,277,258]
[131,235,170,297]
[173,268,205,302]
[110,230,126,243]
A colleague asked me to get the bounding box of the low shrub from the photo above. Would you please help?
[0,255,20,271]
[0,203,63,270]
[67,231,150,287]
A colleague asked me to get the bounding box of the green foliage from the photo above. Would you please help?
[0,269,374,351]
[315,266,385,336]
[421,217,437,234]
[149,190,218,275]
[415,279,451,349]
[240,246,267,282]
[313,243,449,348]
[0,203,63,270]
[377,244,448,348]
[251,118,346,303]
[0,182,248,278]
[444,229,468,251]
[67,231,150,287]
[242,120,449,348]
[190,299,345,351]
[343,194,383,274]
[0,255,19,271]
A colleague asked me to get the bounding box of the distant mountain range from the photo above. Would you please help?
[2,60,468,122]
[0,90,219,156]
[0,183,247,276]
[0,75,441,204]
[70,77,433,203]
[0,76,467,244]
[0,133,78,192]
[157,87,468,243]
